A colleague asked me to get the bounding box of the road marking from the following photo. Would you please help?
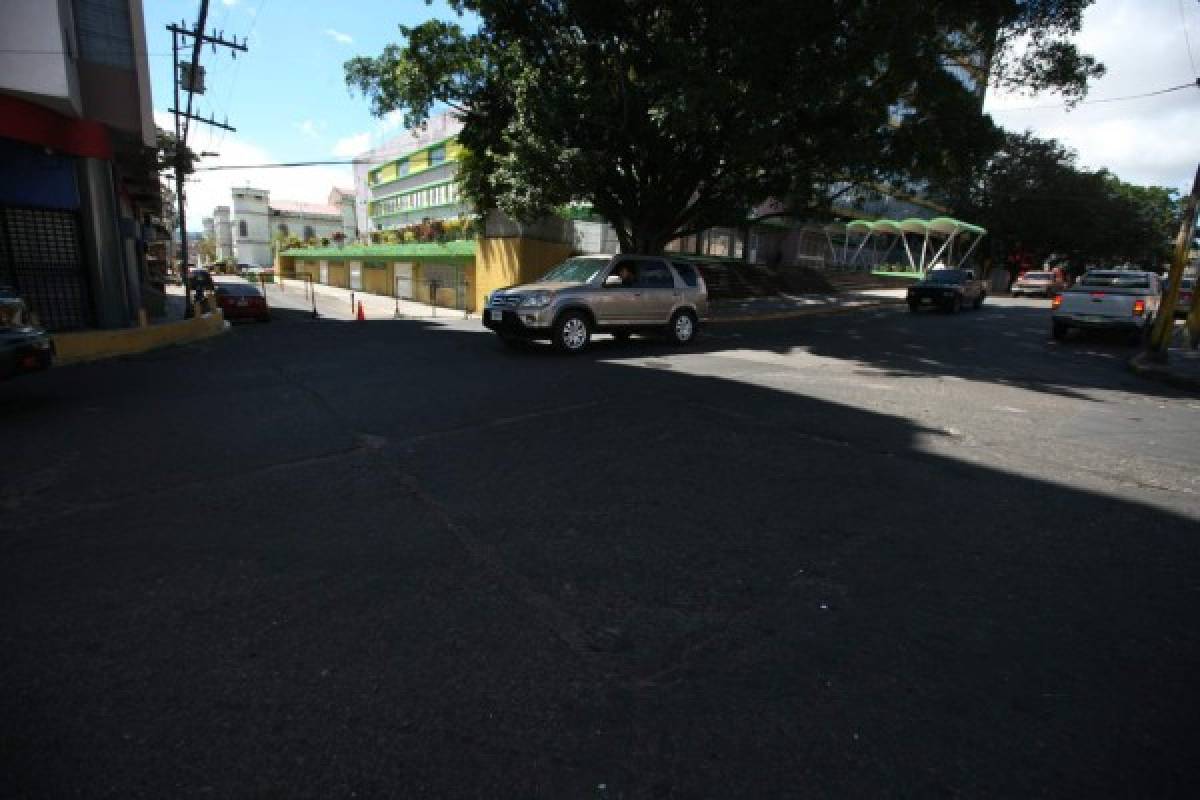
[993,406,1027,413]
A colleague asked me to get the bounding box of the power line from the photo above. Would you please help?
[1181,0,1198,78]
[212,0,269,152]
[989,80,1199,112]
[195,159,378,171]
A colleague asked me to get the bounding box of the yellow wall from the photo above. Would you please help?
[473,238,573,312]
[363,265,392,295]
[327,262,347,288]
[53,310,227,366]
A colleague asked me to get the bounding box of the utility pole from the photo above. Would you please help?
[1146,164,1200,359]
[168,1,247,316]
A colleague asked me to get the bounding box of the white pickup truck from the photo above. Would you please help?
[1051,270,1161,343]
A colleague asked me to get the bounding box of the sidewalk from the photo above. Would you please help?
[1130,330,1200,391]
[271,278,474,321]
[708,288,908,323]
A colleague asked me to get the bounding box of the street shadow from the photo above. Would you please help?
[4,309,1197,798]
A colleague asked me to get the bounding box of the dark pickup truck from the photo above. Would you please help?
[907,268,987,313]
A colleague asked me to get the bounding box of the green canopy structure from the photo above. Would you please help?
[839,215,987,274]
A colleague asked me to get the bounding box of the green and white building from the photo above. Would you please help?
[352,113,472,234]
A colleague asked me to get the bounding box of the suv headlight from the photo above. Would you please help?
[519,291,552,308]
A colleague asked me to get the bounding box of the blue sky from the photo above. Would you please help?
[145,0,475,225]
[151,0,1200,228]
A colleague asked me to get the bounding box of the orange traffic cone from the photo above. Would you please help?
[356,301,365,321]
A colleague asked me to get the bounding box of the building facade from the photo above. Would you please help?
[212,206,233,262]
[225,187,355,267]
[0,0,165,330]
[354,113,471,234]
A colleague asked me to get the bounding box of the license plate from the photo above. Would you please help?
[921,297,932,304]
[236,298,248,306]
[489,309,504,321]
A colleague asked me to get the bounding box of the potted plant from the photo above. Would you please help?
[331,230,346,249]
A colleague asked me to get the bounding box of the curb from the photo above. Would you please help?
[1128,352,1200,392]
[707,299,905,324]
[51,312,228,366]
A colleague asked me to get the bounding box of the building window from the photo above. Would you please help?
[238,220,248,237]
[75,0,134,68]
[397,160,410,177]
[429,146,446,166]
[277,223,289,237]
[303,225,315,240]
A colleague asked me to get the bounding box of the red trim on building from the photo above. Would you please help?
[0,94,112,160]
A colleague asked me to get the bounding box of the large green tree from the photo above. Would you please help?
[347,0,1102,254]
[957,131,1179,273]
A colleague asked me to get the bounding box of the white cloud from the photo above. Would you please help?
[324,28,353,45]
[156,111,354,230]
[295,119,324,138]
[984,0,1200,193]
[332,132,371,157]
[220,0,238,6]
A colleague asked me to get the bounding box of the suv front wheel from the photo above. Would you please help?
[553,310,592,353]
[666,310,698,346]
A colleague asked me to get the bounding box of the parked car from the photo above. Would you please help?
[483,254,708,352]
[1051,270,1160,342]
[214,280,271,322]
[1011,270,1067,298]
[1174,277,1194,318]
[906,268,987,313]
[0,290,54,380]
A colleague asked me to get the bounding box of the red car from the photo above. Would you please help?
[214,281,270,322]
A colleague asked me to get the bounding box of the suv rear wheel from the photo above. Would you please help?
[666,310,698,345]
[553,311,592,353]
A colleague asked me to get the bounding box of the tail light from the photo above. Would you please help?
[1132,299,1146,317]
[1051,294,1063,310]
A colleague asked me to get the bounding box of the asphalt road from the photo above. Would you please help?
[3,293,1199,798]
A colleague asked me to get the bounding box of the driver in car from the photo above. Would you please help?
[617,263,636,287]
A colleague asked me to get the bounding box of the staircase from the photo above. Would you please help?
[692,261,835,300]
[689,259,915,300]
[822,271,920,292]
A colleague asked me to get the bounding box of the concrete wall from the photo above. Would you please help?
[474,237,572,312]
[280,235,569,314]
[0,0,81,117]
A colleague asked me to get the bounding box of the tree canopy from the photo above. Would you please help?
[347,0,1102,254]
[956,132,1179,273]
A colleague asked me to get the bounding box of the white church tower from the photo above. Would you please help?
[231,187,272,267]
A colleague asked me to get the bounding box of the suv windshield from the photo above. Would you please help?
[540,257,608,284]
[1080,272,1151,289]
[925,269,967,284]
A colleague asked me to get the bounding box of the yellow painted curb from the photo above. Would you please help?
[51,312,228,366]
[708,299,904,324]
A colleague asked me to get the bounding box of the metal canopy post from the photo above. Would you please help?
[926,233,956,269]
[955,234,984,269]
[900,233,918,272]
[878,233,901,268]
